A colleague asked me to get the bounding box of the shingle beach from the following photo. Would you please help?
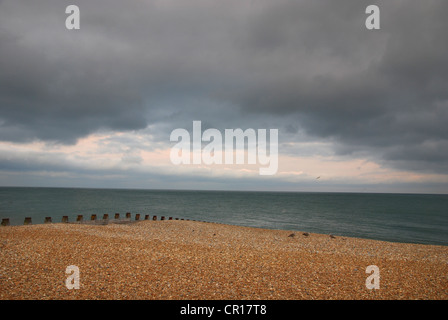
[1,220,447,300]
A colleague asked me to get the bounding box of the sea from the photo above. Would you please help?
[0,187,447,246]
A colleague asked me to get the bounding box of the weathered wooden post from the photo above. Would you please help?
[144,215,149,220]
[24,217,32,225]
[91,214,97,221]
[62,216,69,223]
[103,214,109,220]
[77,215,83,222]
[152,215,157,221]
[135,214,140,221]
[1,218,10,226]
[169,217,173,220]
[44,217,52,224]
[161,216,165,221]
[126,212,131,219]
[114,213,120,219]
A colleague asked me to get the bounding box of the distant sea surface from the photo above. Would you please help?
[1,187,447,246]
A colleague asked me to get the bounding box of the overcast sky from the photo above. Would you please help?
[1,0,448,193]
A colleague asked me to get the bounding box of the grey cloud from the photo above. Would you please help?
[224,0,448,174]
[0,0,447,178]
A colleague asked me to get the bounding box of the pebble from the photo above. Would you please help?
[0,221,447,299]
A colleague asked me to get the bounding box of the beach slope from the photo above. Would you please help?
[1,220,447,299]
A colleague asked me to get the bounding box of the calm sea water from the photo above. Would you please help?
[0,187,447,246]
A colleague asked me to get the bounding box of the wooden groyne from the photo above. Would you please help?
[0,213,197,226]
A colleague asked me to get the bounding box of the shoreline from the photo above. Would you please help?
[1,220,447,300]
[2,217,446,247]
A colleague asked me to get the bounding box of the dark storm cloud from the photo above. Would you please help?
[0,0,447,175]
[0,1,149,143]
[219,0,448,173]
